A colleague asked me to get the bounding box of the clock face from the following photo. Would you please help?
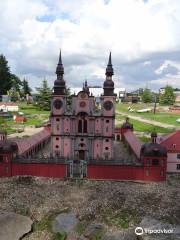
[79,101,86,108]
[103,101,113,111]
[53,99,63,109]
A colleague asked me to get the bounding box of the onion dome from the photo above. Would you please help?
[104,79,114,88]
[121,117,133,130]
[141,132,167,157]
[53,50,66,95]
[103,52,115,96]
[140,142,167,157]
[0,140,18,153]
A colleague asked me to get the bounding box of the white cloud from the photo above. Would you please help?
[0,0,180,90]
[155,60,180,75]
[144,61,151,66]
[150,73,180,87]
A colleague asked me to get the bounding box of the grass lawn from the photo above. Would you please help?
[0,103,50,133]
[19,102,50,115]
[4,127,16,134]
[116,115,174,134]
[138,136,151,142]
[18,102,50,126]
[116,103,180,126]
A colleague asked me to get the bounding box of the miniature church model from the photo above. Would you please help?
[50,51,116,161]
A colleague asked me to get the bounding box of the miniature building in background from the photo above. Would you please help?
[159,130,180,172]
[0,102,19,112]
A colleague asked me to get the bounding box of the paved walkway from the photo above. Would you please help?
[116,111,179,130]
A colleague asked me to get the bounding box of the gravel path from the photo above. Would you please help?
[8,126,44,139]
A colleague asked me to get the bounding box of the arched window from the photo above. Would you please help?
[78,120,82,133]
[77,112,88,134]
[84,119,87,133]
[78,119,88,133]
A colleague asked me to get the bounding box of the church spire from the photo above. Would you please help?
[103,52,115,96]
[56,49,64,78]
[108,52,112,65]
[106,52,114,77]
[83,79,89,94]
[59,49,62,62]
[53,49,66,95]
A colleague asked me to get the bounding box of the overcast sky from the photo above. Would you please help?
[1,0,180,92]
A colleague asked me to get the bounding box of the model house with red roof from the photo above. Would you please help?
[159,130,180,173]
[14,115,26,123]
[0,102,19,112]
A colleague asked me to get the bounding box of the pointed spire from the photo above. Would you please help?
[106,51,114,77]
[108,52,112,65]
[59,49,62,64]
[53,49,66,95]
[83,79,89,94]
[56,49,64,77]
[103,52,115,96]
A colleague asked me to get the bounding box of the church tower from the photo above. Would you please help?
[51,50,67,157]
[103,52,114,96]
[100,52,116,160]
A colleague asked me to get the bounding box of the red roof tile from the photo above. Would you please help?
[159,130,180,152]
[123,130,142,158]
[15,116,26,122]
[0,102,18,106]
[16,129,50,155]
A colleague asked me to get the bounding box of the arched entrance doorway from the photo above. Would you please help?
[79,150,85,160]
[117,134,120,141]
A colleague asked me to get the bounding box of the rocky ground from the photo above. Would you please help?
[0,175,180,239]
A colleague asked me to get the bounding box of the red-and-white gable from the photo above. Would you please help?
[0,102,19,112]
[159,130,180,152]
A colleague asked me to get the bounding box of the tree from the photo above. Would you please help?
[159,85,175,105]
[36,79,52,110]
[11,74,22,92]
[66,87,72,108]
[21,78,32,97]
[0,55,12,94]
[7,74,22,101]
[7,88,20,102]
[142,88,152,103]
